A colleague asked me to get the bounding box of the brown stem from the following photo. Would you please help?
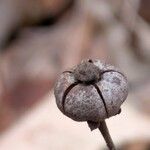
[99,120,116,150]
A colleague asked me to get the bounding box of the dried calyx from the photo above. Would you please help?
[73,59,100,84]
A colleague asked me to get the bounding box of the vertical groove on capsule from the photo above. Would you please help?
[62,83,78,113]
[93,84,109,118]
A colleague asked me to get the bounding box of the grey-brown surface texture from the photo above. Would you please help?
[54,59,128,123]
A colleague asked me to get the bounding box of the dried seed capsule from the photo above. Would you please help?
[54,59,128,122]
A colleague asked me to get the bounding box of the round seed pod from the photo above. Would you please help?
[54,59,128,123]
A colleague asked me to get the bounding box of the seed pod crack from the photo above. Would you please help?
[93,84,109,118]
[62,71,73,74]
[62,83,78,113]
[101,70,125,78]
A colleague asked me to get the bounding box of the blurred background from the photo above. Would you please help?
[0,0,150,149]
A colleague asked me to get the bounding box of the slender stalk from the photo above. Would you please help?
[98,120,116,150]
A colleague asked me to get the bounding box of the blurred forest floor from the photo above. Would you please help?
[0,0,150,149]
